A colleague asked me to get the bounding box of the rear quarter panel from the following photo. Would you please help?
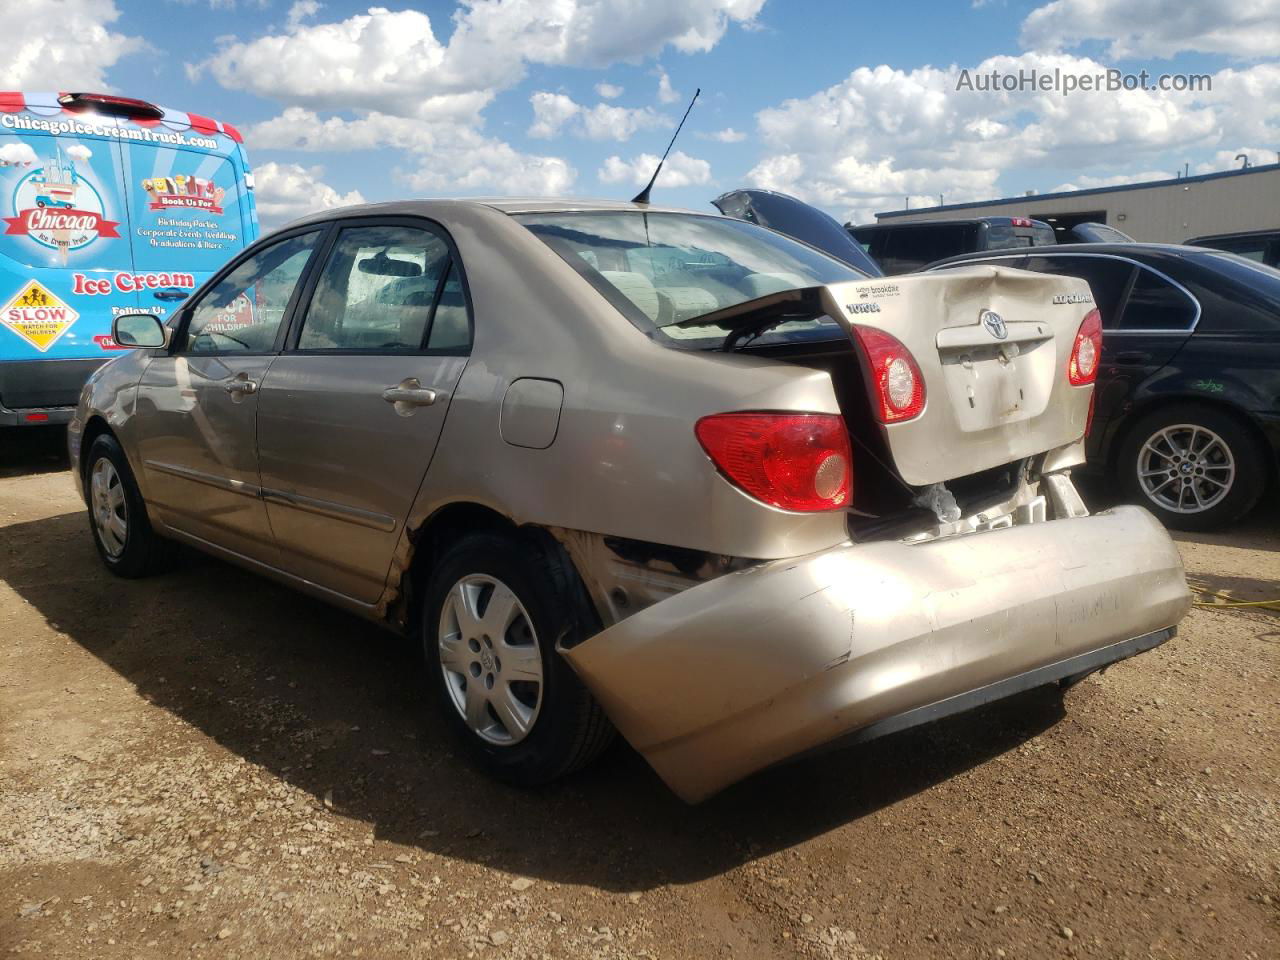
[396,204,853,565]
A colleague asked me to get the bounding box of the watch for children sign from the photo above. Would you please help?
[2,280,79,352]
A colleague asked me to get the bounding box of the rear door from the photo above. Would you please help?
[1023,254,1196,442]
[255,218,471,604]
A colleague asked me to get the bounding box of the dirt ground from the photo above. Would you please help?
[1,425,1277,960]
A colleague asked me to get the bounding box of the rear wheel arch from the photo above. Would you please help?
[399,503,602,635]
[1106,394,1273,483]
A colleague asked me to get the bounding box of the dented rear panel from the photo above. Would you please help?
[816,266,1096,486]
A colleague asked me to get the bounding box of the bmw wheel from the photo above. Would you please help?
[1118,404,1266,531]
[422,531,613,785]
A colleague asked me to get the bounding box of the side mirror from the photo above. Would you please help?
[112,312,168,349]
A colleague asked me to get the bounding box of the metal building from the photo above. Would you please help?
[873,163,1280,243]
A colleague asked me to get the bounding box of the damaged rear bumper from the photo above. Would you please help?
[563,505,1191,802]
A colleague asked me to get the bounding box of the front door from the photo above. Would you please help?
[256,219,471,603]
[133,229,324,564]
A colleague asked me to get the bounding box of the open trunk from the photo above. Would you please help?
[813,267,1095,486]
[729,266,1097,536]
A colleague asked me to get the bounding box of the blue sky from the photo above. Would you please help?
[13,0,1280,227]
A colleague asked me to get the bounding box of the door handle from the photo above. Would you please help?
[1114,351,1148,365]
[224,376,258,397]
[382,378,445,416]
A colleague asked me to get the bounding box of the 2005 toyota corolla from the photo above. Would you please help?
[68,199,1192,802]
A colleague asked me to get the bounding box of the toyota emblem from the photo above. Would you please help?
[981,309,1007,340]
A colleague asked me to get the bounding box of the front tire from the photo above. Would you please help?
[84,433,175,578]
[422,531,613,786]
[1117,403,1266,531]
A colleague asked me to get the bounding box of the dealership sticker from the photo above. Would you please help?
[2,280,79,351]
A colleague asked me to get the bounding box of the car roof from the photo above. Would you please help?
[1186,228,1280,243]
[281,196,704,231]
[927,241,1217,268]
[850,216,1050,230]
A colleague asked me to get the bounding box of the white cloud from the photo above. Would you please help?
[1049,170,1175,192]
[285,0,320,29]
[702,127,746,142]
[197,2,763,112]
[528,92,668,140]
[746,52,1280,223]
[656,69,681,103]
[2,0,143,90]
[1021,0,1280,59]
[595,82,624,99]
[599,150,710,187]
[65,144,93,161]
[253,162,366,228]
[0,143,38,166]
[246,109,577,196]
[1194,147,1280,174]
[528,93,582,139]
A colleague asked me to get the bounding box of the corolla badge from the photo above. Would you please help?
[981,309,1007,340]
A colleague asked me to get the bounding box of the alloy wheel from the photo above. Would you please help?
[90,457,129,557]
[438,574,544,745]
[1136,423,1235,515]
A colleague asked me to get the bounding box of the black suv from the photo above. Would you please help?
[929,244,1280,529]
[849,217,1057,275]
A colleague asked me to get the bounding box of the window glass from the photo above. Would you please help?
[425,263,471,350]
[1178,252,1280,332]
[1024,256,1135,330]
[880,224,974,273]
[298,225,452,352]
[183,232,319,353]
[1119,268,1197,330]
[517,212,864,341]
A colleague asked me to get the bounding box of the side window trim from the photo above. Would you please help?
[281,214,474,356]
[929,251,1201,334]
[171,223,332,357]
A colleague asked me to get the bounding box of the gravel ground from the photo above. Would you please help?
[2,425,1277,959]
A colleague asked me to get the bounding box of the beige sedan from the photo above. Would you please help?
[69,199,1190,801]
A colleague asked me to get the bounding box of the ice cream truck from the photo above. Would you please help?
[0,92,259,425]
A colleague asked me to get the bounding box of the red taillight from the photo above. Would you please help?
[695,413,852,512]
[24,412,49,422]
[1011,216,1033,227]
[851,324,926,423]
[1068,308,1103,386]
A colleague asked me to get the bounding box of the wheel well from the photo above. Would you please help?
[78,416,114,478]
[1105,395,1274,482]
[399,502,518,628]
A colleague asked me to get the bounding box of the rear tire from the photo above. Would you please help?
[1117,403,1266,531]
[84,433,176,578]
[422,531,614,786]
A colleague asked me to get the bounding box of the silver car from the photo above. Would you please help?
[68,199,1191,802]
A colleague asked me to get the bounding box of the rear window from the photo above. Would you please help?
[517,211,866,342]
[879,224,976,273]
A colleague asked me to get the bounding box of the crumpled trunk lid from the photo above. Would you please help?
[815,265,1096,486]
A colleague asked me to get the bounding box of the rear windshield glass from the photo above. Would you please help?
[1187,251,1280,311]
[516,211,867,341]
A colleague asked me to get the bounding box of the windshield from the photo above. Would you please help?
[517,211,868,341]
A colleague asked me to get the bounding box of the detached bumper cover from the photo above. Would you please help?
[564,505,1191,802]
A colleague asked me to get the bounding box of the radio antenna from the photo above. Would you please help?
[632,87,700,205]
